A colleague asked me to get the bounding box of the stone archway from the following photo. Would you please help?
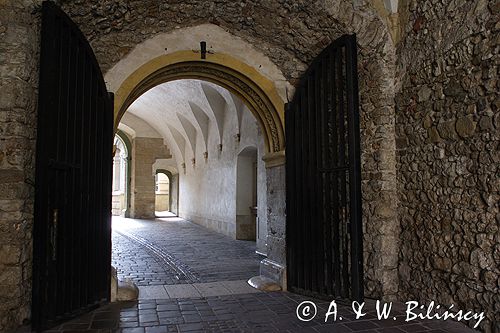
[113,52,286,167]
[64,1,399,298]
[109,47,289,286]
[2,0,498,330]
[98,17,399,295]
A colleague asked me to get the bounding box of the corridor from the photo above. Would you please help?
[39,217,478,333]
[111,216,262,287]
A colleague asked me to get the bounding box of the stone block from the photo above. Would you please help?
[0,169,24,184]
[455,115,476,138]
[193,282,232,297]
[260,258,286,290]
[0,266,22,285]
[437,120,458,141]
[0,284,21,299]
[164,284,201,298]
[0,245,21,265]
[374,201,396,219]
[266,235,285,266]
[0,199,24,212]
[427,126,442,143]
[417,85,432,102]
[0,78,31,110]
[138,285,167,300]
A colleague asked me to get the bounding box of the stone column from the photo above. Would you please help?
[260,164,287,288]
[130,137,171,219]
[0,1,41,331]
[169,173,179,215]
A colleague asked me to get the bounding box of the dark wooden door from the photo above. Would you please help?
[32,1,114,330]
[286,34,363,301]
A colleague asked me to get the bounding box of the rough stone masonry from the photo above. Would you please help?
[0,0,498,332]
[395,0,499,331]
[0,0,41,330]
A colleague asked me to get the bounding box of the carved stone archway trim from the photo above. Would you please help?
[114,51,285,166]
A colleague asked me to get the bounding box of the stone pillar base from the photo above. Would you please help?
[260,258,287,291]
[248,276,281,291]
[111,266,138,302]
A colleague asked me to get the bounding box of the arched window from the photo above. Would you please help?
[112,135,129,216]
[112,136,128,193]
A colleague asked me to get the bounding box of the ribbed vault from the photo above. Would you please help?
[121,79,251,167]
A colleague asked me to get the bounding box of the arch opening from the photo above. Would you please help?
[105,17,398,300]
[155,172,172,217]
[236,146,258,241]
[112,134,130,217]
[117,76,268,252]
[113,54,286,165]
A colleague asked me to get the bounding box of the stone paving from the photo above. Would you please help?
[138,280,261,300]
[112,232,184,286]
[41,216,478,332]
[45,293,478,333]
[112,217,262,286]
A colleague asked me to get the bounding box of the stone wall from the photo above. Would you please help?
[61,0,399,300]
[395,0,499,331]
[0,0,41,331]
[154,194,169,212]
[130,137,171,219]
[169,173,179,216]
[0,0,496,332]
[111,192,125,216]
[256,126,269,254]
[261,164,287,287]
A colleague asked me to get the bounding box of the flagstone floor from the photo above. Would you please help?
[39,216,478,332]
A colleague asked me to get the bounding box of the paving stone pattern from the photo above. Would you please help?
[44,292,477,333]
[34,216,480,332]
[112,217,262,286]
[138,280,261,300]
[112,232,185,286]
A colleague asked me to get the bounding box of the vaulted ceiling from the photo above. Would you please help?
[118,79,248,165]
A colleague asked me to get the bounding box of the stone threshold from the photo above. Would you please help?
[138,280,262,299]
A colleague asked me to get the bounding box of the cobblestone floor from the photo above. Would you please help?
[112,231,186,286]
[112,217,262,286]
[40,216,478,332]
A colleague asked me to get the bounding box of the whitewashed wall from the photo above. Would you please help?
[179,108,268,254]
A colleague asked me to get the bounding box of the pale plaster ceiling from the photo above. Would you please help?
[118,79,248,165]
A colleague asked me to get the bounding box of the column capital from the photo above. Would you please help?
[262,150,285,168]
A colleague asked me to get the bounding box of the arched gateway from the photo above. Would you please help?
[2,0,498,331]
[31,1,398,331]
